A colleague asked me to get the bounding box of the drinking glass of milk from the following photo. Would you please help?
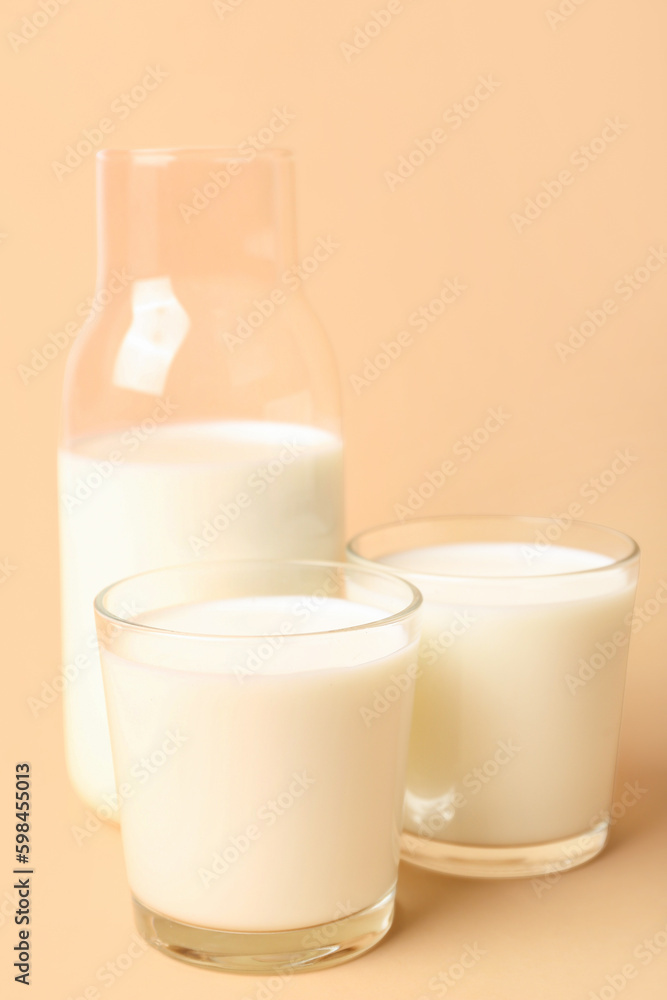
[348,516,639,878]
[94,560,421,972]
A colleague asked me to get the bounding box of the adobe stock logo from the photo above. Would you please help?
[349,277,467,394]
[384,76,502,191]
[213,0,246,17]
[511,118,628,233]
[178,108,296,222]
[340,0,411,62]
[51,67,169,180]
[555,246,667,360]
[545,0,589,30]
[7,0,71,52]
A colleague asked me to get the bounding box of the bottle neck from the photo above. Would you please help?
[95,149,296,288]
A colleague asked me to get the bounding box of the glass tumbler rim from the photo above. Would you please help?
[94,558,423,641]
[347,514,640,583]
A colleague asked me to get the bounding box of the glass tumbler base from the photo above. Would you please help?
[400,822,609,878]
[132,887,395,974]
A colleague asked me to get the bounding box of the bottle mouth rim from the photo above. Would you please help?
[96,147,293,164]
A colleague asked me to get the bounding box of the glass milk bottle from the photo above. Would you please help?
[59,148,344,816]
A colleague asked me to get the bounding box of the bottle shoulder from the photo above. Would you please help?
[61,278,341,442]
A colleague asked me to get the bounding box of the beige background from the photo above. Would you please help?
[2,0,667,996]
